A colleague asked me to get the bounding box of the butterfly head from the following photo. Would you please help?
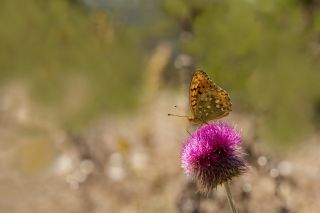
[187,116,200,123]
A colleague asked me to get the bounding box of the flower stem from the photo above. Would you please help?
[223,181,238,213]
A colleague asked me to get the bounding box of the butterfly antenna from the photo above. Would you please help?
[173,105,185,112]
[167,113,189,118]
[169,105,191,120]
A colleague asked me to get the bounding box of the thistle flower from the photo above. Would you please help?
[181,122,246,193]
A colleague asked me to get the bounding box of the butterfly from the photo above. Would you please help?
[188,69,232,123]
[169,69,232,124]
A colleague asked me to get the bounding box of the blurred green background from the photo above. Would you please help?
[1,0,320,212]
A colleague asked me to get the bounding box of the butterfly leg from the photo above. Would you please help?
[185,129,192,136]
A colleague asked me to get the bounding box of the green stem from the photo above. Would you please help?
[223,181,238,213]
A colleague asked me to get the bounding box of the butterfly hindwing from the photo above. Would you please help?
[194,87,232,122]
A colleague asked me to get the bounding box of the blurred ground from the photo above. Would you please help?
[0,86,320,212]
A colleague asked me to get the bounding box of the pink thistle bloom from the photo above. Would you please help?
[181,122,247,193]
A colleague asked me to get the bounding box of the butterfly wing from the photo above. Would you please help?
[189,69,232,123]
[189,70,214,121]
[194,87,232,122]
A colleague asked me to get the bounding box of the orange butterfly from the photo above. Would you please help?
[169,69,232,124]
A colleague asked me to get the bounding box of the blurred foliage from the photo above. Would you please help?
[0,0,145,130]
[1,0,320,147]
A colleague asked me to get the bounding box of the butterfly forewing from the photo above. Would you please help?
[189,70,214,114]
[188,70,232,123]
